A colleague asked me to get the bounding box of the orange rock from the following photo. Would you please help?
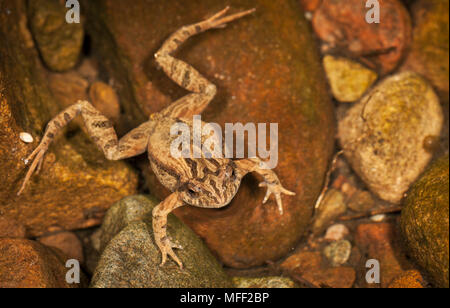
[355,222,414,287]
[400,0,449,100]
[301,266,356,288]
[0,217,27,238]
[281,251,323,273]
[281,250,355,288]
[0,238,82,288]
[83,0,335,268]
[38,232,84,264]
[312,0,411,74]
[299,0,322,12]
[388,270,427,288]
[89,81,121,124]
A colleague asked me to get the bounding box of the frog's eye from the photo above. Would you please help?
[186,184,201,197]
[225,166,235,179]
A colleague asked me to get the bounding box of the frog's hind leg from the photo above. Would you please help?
[17,100,152,195]
[152,192,185,269]
[156,7,255,118]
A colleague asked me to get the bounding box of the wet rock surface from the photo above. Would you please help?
[355,222,414,287]
[38,231,84,263]
[27,0,84,72]
[91,195,232,288]
[0,217,27,238]
[0,0,138,236]
[400,0,449,100]
[98,195,158,252]
[232,276,299,288]
[88,81,121,124]
[388,269,427,288]
[338,72,443,203]
[312,189,347,234]
[323,55,377,103]
[281,250,356,288]
[312,0,411,75]
[0,238,85,288]
[401,155,449,288]
[83,0,335,268]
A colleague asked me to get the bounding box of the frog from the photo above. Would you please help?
[18,7,295,269]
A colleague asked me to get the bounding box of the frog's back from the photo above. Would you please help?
[147,116,230,192]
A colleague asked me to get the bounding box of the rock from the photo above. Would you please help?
[48,71,89,108]
[0,238,85,287]
[323,55,377,102]
[78,58,99,83]
[0,217,27,238]
[370,214,385,222]
[355,222,413,287]
[91,220,232,287]
[38,231,84,263]
[312,189,347,234]
[388,270,427,288]
[347,190,375,213]
[75,228,101,275]
[299,0,322,12]
[400,0,449,99]
[338,72,444,203]
[303,266,356,288]
[323,240,352,267]
[281,251,323,274]
[83,0,335,268]
[400,155,449,288]
[27,0,84,71]
[312,0,411,75]
[280,250,355,288]
[98,195,159,252]
[324,224,349,242]
[233,276,299,288]
[0,0,138,236]
[89,81,121,124]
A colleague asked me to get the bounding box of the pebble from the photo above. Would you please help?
[370,214,386,222]
[323,240,352,267]
[313,189,347,234]
[324,224,350,241]
[323,55,377,102]
[19,132,33,143]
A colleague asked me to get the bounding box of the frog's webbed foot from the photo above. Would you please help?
[259,181,296,215]
[159,236,184,269]
[204,6,256,31]
[152,192,185,269]
[17,141,49,196]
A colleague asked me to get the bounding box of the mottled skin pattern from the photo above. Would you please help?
[18,7,294,269]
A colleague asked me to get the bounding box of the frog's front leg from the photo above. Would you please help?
[235,158,295,215]
[18,100,152,195]
[152,192,185,269]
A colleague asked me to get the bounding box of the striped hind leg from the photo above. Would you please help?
[18,100,152,195]
[156,7,255,118]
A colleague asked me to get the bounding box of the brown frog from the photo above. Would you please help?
[18,7,295,269]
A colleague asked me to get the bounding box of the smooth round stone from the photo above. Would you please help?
[338,72,444,203]
[401,155,449,288]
